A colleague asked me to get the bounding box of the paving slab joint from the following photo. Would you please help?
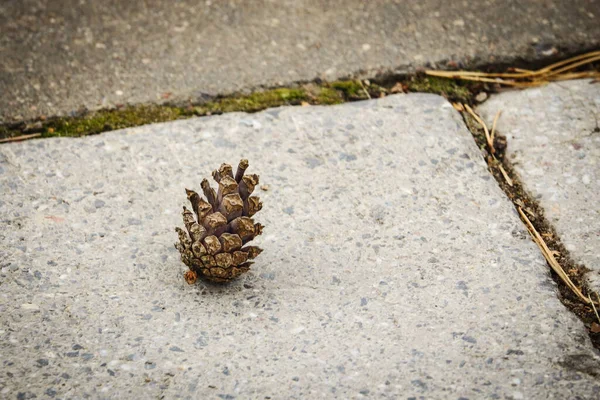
[463,105,600,350]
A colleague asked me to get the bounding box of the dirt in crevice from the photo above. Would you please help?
[460,110,600,351]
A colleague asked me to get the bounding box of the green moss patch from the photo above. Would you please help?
[44,105,185,137]
[405,76,473,103]
[313,87,344,105]
[195,88,307,115]
[330,80,364,99]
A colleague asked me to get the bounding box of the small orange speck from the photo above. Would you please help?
[184,270,197,285]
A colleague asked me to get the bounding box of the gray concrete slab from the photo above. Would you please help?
[1,0,599,122]
[478,80,600,292]
[1,94,599,399]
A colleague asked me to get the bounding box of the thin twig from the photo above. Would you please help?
[0,133,42,143]
[358,80,371,99]
[517,207,593,305]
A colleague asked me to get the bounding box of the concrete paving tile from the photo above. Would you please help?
[1,94,598,399]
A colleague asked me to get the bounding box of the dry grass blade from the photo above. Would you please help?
[517,207,593,305]
[464,104,494,152]
[0,133,42,143]
[490,110,501,143]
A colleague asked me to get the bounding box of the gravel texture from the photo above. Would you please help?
[1,94,599,399]
[479,80,600,292]
[1,0,600,122]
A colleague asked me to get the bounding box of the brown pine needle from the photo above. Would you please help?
[0,133,42,143]
[549,71,600,81]
[463,106,513,186]
[517,207,593,305]
[537,51,600,75]
[425,72,537,86]
[513,68,535,74]
[425,50,600,87]
[464,104,493,151]
[358,80,371,99]
[496,160,513,187]
[452,102,465,112]
[425,70,532,79]
[543,55,600,79]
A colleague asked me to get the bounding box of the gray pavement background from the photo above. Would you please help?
[1,94,599,399]
[479,80,600,292]
[1,0,600,122]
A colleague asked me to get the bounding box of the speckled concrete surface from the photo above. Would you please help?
[1,0,600,122]
[1,94,599,399]
[479,80,600,293]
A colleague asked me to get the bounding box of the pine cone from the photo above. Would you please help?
[175,159,264,283]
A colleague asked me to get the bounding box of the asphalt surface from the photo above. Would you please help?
[1,0,599,122]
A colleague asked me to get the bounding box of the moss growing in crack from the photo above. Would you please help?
[42,105,185,138]
[330,80,365,99]
[196,88,307,115]
[314,87,344,104]
[406,76,473,103]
